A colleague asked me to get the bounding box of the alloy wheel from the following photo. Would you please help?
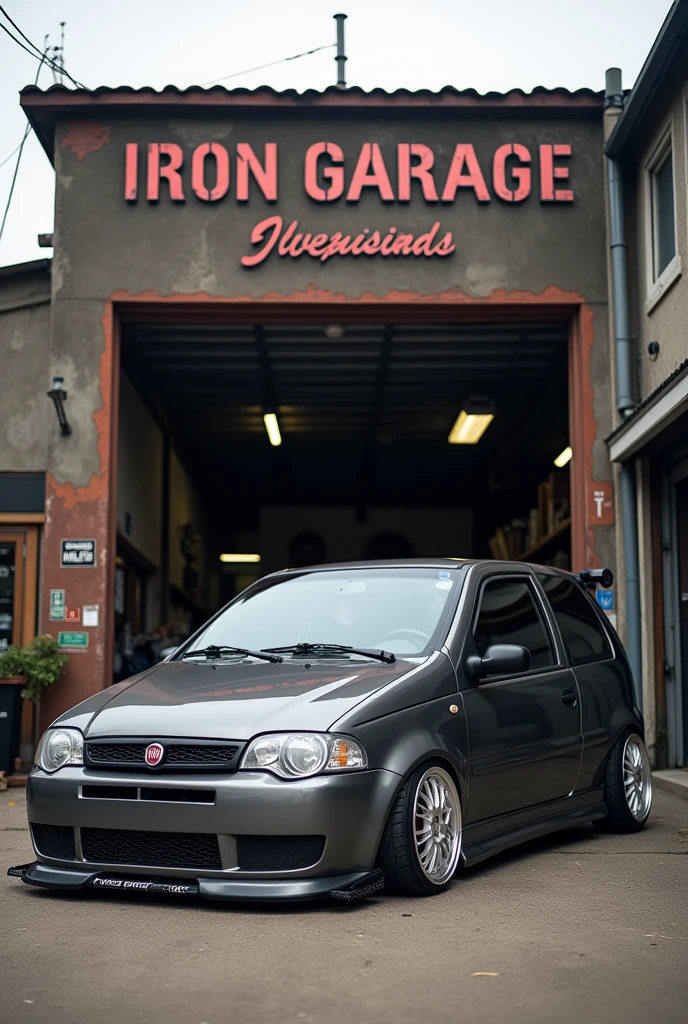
[622,734,652,822]
[413,767,462,885]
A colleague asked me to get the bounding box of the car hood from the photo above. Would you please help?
[69,657,420,740]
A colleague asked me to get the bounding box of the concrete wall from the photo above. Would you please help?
[0,265,51,472]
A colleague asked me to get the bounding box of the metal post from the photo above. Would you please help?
[334,13,347,88]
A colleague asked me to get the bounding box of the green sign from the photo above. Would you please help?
[49,589,65,621]
[58,631,88,650]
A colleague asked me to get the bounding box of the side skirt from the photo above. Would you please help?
[460,788,606,867]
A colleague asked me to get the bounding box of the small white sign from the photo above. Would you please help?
[82,604,99,627]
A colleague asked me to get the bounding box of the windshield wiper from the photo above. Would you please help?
[180,645,283,664]
[262,643,395,664]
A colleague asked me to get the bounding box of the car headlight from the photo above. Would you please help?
[36,728,84,773]
[240,733,367,779]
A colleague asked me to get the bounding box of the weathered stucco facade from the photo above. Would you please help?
[3,83,617,726]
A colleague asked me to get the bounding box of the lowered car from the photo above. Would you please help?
[9,560,651,902]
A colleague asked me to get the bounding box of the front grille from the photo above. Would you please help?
[81,827,222,869]
[85,740,241,771]
[32,823,76,861]
[236,835,325,872]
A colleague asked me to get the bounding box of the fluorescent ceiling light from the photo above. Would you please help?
[448,410,494,444]
[324,324,345,339]
[263,412,282,446]
[219,553,261,563]
[554,446,572,468]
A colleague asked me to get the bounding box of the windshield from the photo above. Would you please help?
[184,568,463,658]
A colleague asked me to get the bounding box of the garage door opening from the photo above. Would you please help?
[113,312,571,677]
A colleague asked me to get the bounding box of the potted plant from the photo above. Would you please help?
[0,636,69,766]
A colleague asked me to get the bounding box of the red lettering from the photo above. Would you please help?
[124,143,138,201]
[306,232,329,256]
[191,143,230,202]
[380,227,398,255]
[362,230,382,255]
[288,233,308,257]
[241,215,282,267]
[347,143,395,201]
[351,230,370,254]
[539,144,573,202]
[493,144,531,202]
[433,232,456,256]
[319,231,344,261]
[147,143,185,202]
[411,222,440,255]
[277,219,299,255]
[397,144,438,202]
[391,233,415,255]
[441,144,490,202]
[236,143,277,201]
[337,234,354,255]
[304,142,345,201]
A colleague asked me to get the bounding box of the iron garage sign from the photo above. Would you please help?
[123,141,574,267]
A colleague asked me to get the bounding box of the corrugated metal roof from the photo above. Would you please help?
[21,83,603,102]
[21,82,603,164]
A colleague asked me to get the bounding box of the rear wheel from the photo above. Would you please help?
[596,732,652,833]
[377,764,462,896]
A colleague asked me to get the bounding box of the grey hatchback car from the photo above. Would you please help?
[10,560,651,902]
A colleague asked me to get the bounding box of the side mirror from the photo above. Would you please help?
[160,646,178,661]
[466,644,531,681]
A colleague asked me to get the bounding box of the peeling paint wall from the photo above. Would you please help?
[0,268,51,472]
[33,104,613,717]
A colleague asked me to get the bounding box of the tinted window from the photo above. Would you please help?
[536,574,611,666]
[472,578,554,671]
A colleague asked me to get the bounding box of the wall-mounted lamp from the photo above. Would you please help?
[46,376,71,436]
[324,324,345,339]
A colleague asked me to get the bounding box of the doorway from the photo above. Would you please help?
[0,523,40,769]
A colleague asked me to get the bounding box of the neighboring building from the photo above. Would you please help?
[605,0,688,767]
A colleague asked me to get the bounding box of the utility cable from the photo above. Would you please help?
[202,43,335,87]
[0,8,87,88]
[0,47,49,246]
[0,136,27,170]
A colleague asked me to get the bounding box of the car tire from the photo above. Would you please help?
[595,731,652,833]
[377,763,462,897]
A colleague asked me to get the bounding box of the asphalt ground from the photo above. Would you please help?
[2,786,687,1024]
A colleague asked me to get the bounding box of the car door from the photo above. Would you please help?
[459,572,583,823]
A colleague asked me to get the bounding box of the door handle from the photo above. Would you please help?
[560,687,578,707]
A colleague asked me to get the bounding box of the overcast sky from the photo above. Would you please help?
[0,0,672,268]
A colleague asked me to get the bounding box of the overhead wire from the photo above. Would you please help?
[0,7,87,88]
[0,46,50,246]
[202,43,335,87]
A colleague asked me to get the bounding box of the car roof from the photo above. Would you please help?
[265,558,574,578]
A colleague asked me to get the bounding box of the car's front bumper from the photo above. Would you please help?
[23,765,401,899]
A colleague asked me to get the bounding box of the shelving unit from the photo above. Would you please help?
[489,471,571,567]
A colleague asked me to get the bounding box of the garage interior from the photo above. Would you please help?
[115,313,571,654]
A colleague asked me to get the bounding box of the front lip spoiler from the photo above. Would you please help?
[8,862,385,903]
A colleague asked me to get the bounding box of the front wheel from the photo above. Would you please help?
[596,732,652,833]
[377,764,462,896]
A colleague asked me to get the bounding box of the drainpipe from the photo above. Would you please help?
[604,67,642,709]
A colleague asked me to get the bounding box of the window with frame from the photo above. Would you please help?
[536,574,612,666]
[472,577,554,672]
[650,141,676,281]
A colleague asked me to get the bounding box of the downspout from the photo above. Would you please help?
[604,68,642,710]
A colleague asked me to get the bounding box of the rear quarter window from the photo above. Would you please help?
[536,573,612,666]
